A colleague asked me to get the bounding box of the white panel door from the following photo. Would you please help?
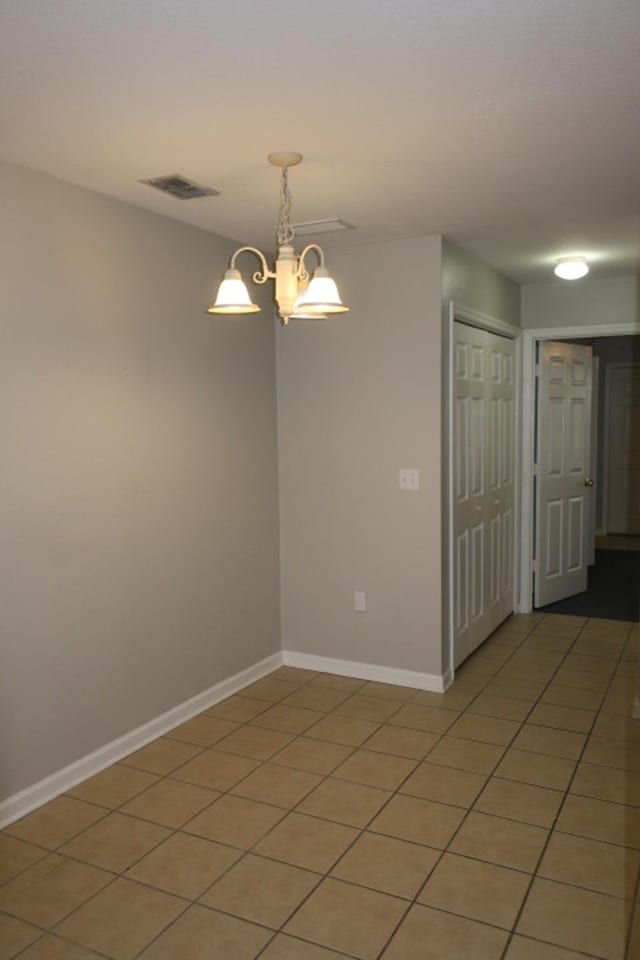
[485,330,516,632]
[535,341,593,607]
[607,364,640,534]
[453,323,515,667]
[453,322,489,666]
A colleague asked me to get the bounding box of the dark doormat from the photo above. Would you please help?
[537,549,640,621]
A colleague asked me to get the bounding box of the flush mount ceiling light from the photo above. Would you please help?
[554,257,590,280]
[207,152,349,326]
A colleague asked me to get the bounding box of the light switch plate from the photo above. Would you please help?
[399,468,420,491]
[354,591,366,612]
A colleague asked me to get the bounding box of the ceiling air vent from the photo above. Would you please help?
[140,174,220,200]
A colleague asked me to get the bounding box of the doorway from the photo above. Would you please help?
[523,332,640,622]
[604,361,640,535]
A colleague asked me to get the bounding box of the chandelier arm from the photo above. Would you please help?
[298,243,326,282]
[229,246,274,284]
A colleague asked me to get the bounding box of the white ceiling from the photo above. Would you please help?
[1,0,639,282]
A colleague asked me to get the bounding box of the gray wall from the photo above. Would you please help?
[442,241,521,325]
[521,276,637,329]
[277,236,444,677]
[0,161,281,800]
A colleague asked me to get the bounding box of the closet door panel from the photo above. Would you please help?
[453,322,490,665]
[453,323,515,668]
[486,330,516,628]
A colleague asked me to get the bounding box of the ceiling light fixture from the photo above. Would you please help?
[554,257,590,280]
[208,153,349,326]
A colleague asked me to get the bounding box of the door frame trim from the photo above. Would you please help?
[588,355,600,565]
[603,360,640,535]
[446,302,521,681]
[519,322,640,613]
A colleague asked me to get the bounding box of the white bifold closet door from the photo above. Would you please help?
[453,322,515,668]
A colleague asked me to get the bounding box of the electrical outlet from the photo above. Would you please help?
[354,591,366,612]
[399,468,420,491]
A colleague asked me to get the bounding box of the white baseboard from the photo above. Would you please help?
[282,650,449,693]
[1,647,452,828]
[441,666,454,692]
[0,651,283,829]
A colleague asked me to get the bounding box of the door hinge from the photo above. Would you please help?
[532,558,538,574]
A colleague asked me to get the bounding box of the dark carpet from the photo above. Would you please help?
[538,548,640,621]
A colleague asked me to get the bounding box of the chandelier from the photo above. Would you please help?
[207,152,349,326]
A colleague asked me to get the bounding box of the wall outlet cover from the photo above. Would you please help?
[354,591,366,612]
[399,468,420,491]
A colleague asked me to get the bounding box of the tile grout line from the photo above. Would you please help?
[66,671,366,960]
[373,620,586,957]
[173,625,545,957]
[3,671,342,959]
[499,617,635,960]
[0,664,612,958]
[624,868,640,960]
[250,644,526,959]
[126,672,382,960]
[269,622,639,960]
[4,616,637,960]
[363,619,547,960]
[497,616,621,959]
[125,672,408,960]
[246,685,445,959]
[0,622,609,960]
[401,619,558,960]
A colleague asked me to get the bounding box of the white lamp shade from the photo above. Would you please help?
[207,268,260,314]
[291,276,327,320]
[294,266,348,315]
[554,258,589,280]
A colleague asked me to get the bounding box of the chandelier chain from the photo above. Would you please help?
[276,167,295,246]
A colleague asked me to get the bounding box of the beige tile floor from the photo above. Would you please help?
[2,613,640,960]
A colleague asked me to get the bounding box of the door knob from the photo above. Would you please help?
[584,477,595,487]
